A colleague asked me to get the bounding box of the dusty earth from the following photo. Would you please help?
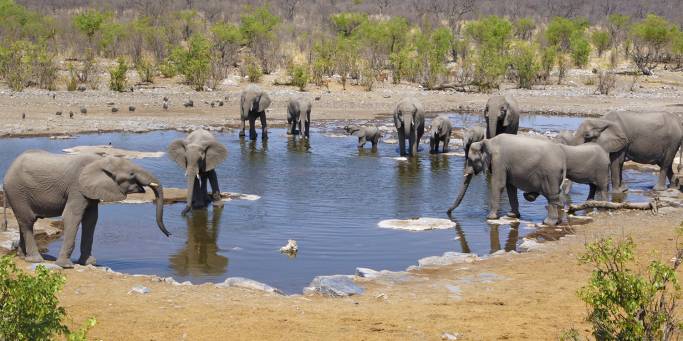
[1,69,683,340]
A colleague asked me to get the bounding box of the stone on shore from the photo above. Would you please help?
[215,277,284,295]
[304,275,364,297]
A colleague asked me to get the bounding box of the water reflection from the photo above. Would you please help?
[286,137,310,153]
[452,218,472,254]
[488,223,520,253]
[240,138,269,154]
[430,154,450,172]
[169,208,228,276]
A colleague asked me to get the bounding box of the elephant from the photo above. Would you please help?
[3,150,170,268]
[393,97,425,156]
[525,142,610,202]
[462,126,486,160]
[240,84,271,140]
[344,125,381,148]
[428,115,453,154]
[168,129,228,216]
[287,97,312,138]
[562,111,683,192]
[447,134,566,226]
[484,95,520,139]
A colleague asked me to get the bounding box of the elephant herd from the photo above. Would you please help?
[2,85,681,269]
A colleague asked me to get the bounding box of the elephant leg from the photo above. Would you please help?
[506,184,520,218]
[56,200,87,268]
[77,203,98,266]
[200,173,210,205]
[248,116,257,140]
[288,120,296,135]
[609,152,628,192]
[358,136,366,148]
[487,170,505,220]
[443,133,450,153]
[305,120,310,138]
[543,193,561,226]
[398,130,406,156]
[239,119,246,137]
[655,158,675,191]
[587,184,596,201]
[260,111,268,139]
[17,215,41,263]
[207,170,221,201]
[409,128,417,156]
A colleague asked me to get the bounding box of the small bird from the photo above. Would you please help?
[163,96,169,102]
[80,107,87,114]
[55,111,62,116]
[69,112,74,119]
[21,113,25,119]
[112,107,119,113]
[129,106,136,112]
[163,102,169,110]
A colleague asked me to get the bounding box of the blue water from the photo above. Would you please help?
[0,114,655,293]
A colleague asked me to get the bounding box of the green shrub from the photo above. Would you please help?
[415,27,453,88]
[136,57,155,83]
[108,57,128,92]
[169,34,212,90]
[330,12,368,37]
[557,53,569,84]
[240,5,280,73]
[0,40,33,91]
[244,56,262,83]
[473,45,507,91]
[540,46,557,81]
[513,17,535,40]
[546,17,589,51]
[630,14,676,74]
[211,22,242,68]
[66,63,79,91]
[333,36,359,90]
[359,63,375,91]
[288,63,309,91]
[510,42,539,89]
[570,32,591,67]
[32,48,58,90]
[73,9,110,49]
[158,59,177,78]
[311,39,335,86]
[591,30,611,57]
[578,236,682,340]
[465,15,513,53]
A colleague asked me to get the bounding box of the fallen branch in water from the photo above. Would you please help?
[568,199,662,214]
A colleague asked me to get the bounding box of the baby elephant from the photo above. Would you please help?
[3,151,170,268]
[428,115,453,154]
[344,125,382,148]
[287,97,312,138]
[462,126,486,159]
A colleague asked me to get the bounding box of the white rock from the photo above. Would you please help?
[216,277,284,295]
[378,217,455,231]
[442,332,461,340]
[417,252,479,268]
[62,145,164,159]
[129,285,150,294]
[305,275,364,297]
[355,267,379,278]
[519,238,545,252]
[279,239,298,254]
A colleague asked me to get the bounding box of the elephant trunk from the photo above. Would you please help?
[134,172,171,237]
[487,115,497,139]
[447,173,473,215]
[184,170,197,216]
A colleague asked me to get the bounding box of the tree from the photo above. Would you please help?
[514,17,535,40]
[374,0,391,15]
[169,34,212,90]
[332,36,359,90]
[591,30,611,57]
[73,9,108,45]
[607,13,631,51]
[211,22,242,68]
[570,31,591,67]
[240,5,281,74]
[510,41,539,89]
[465,16,513,54]
[330,12,368,37]
[280,0,301,21]
[630,14,676,74]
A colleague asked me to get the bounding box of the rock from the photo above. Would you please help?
[77,85,86,92]
[107,102,115,106]
[416,252,479,268]
[355,267,379,278]
[26,263,63,271]
[62,145,164,159]
[304,275,364,297]
[218,100,224,106]
[128,285,150,294]
[111,107,119,113]
[279,239,298,255]
[128,106,136,112]
[21,113,25,119]
[442,332,461,340]
[69,111,74,117]
[80,107,87,114]
[55,111,62,116]
[378,217,456,231]
[568,215,593,225]
[216,277,284,295]
[519,238,545,252]
[184,100,194,108]
[314,96,321,101]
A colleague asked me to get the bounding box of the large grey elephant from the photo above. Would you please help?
[447,134,566,226]
[3,150,170,268]
[462,126,486,160]
[563,111,683,191]
[393,97,425,156]
[484,95,519,138]
[168,129,228,216]
[428,115,452,154]
[287,97,312,138]
[344,125,382,148]
[240,84,271,140]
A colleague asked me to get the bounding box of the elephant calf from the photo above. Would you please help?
[393,97,425,156]
[428,115,453,154]
[462,126,486,159]
[344,125,382,148]
[168,129,228,216]
[3,151,170,268]
[287,97,312,138]
[240,84,271,140]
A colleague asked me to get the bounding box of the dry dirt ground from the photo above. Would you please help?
[2,70,683,340]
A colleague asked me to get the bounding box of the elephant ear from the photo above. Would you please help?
[78,158,126,202]
[205,141,228,171]
[480,140,493,175]
[393,107,401,130]
[593,119,628,153]
[168,139,187,169]
[257,93,271,112]
[503,97,519,129]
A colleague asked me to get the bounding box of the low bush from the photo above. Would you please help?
[109,57,128,92]
[510,42,539,89]
[136,57,155,83]
[596,70,616,95]
[288,63,309,91]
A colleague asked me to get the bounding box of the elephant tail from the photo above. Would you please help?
[2,190,7,231]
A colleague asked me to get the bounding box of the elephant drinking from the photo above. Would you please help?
[393,97,425,156]
[287,97,312,138]
[240,84,271,140]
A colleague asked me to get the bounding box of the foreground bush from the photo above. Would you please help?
[578,236,682,340]
[0,256,96,341]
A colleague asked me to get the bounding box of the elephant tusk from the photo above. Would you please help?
[149,182,159,187]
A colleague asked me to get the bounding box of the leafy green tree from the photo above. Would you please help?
[510,41,539,89]
[672,30,683,68]
[169,34,212,90]
[288,63,309,91]
[629,14,676,74]
[473,45,507,91]
[0,0,55,42]
[415,27,453,88]
[98,21,127,58]
[240,5,281,74]
[109,57,128,91]
[540,46,557,82]
[591,30,611,57]
[513,17,535,40]
[73,9,109,45]
[607,14,631,51]
[211,22,243,68]
[332,36,359,90]
[330,12,368,37]
[0,40,33,91]
[465,15,513,54]
[578,236,682,340]
[545,17,589,52]
[311,38,335,86]
[570,32,591,67]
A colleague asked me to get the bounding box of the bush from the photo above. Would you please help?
[608,14,631,50]
[136,57,155,83]
[240,5,280,74]
[0,40,33,91]
[359,63,375,91]
[510,42,539,89]
[513,17,535,40]
[288,63,309,91]
[591,30,611,57]
[596,70,616,95]
[630,14,676,74]
[32,48,57,90]
[557,53,569,84]
[415,27,453,88]
[578,236,682,340]
[465,15,513,53]
[330,12,368,37]
[66,63,79,91]
[109,57,128,92]
[540,46,557,81]
[211,22,242,68]
[546,17,589,51]
[570,32,591,67]
[333,36,359,90]
[244,56,262,83]
[158,59,177,78]
[169,34,212,90]
[473,45,507,91]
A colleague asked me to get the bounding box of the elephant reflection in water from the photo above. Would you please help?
[452,218,519,254]
[169,208,228,276]
[287,136,310,153]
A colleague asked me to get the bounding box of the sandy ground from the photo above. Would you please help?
[1,70,683,340]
